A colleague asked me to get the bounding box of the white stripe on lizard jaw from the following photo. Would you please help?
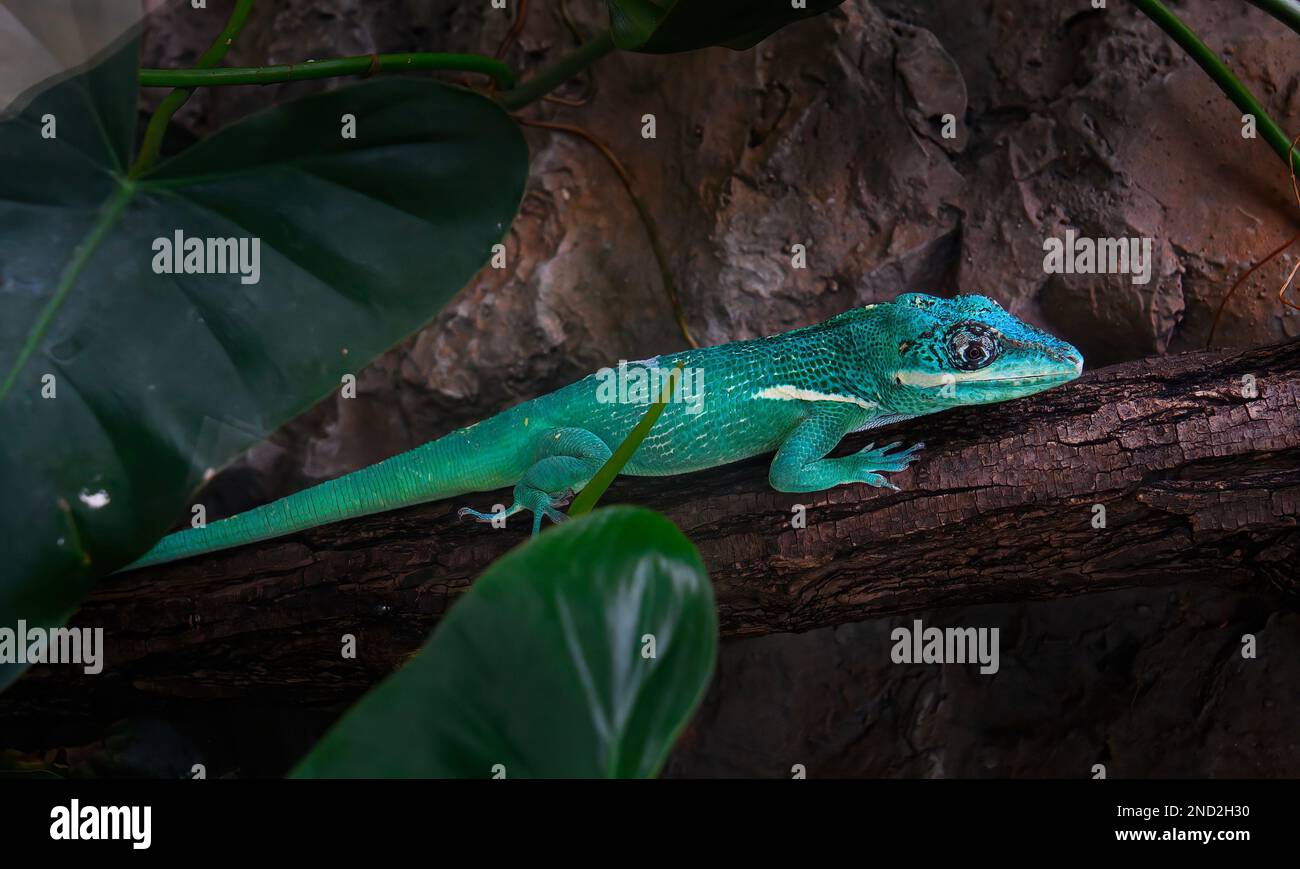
[754,385,878,411]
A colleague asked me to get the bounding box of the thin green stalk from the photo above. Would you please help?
[192,0,256,68]
[568,362,684,517]
[138,52,515,90]
[496,32,616,111]
[129,0,255,178]
[1129,0,1299,168]
[1245,0,1300,36]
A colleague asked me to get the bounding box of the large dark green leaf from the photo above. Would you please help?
[0,36,528,689]
[605,0,846,53]
[292,507,717,778]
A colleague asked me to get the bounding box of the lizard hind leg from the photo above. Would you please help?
[459,427,612,535]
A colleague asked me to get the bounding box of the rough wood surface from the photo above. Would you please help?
[7,341,1298,711]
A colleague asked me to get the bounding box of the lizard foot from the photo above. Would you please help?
[457,506,493,523]
[457,504,522,525]
[460,491,572,535]
[527,494,572,535]
[852,440,926,473]
[861,473,901,492]
[840,441,925,491]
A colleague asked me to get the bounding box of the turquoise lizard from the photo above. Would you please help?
[126,293,1082,569]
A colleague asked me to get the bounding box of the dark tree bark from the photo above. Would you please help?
[6,341,1298,713]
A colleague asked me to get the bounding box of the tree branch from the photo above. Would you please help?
[6,342,1298,712]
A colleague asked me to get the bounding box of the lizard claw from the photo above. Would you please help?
[861,473,902,490]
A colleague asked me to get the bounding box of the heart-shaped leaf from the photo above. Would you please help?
[292,507,717,778]
[0,36,528,689]
[605,0,845,53]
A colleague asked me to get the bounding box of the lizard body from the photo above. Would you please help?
[126,293,1082,569]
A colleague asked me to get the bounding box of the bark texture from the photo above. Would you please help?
[6,341,1296,716]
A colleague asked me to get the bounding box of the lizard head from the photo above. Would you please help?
[870,293,1082,414]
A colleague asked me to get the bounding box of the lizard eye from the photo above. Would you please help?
[947,325,1000,371]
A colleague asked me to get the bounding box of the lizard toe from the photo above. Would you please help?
[459,506,502,524]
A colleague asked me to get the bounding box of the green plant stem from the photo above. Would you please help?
[1129,0,1299,168]
[129,0,255,178]
[138,52,515,90]
[496,32,616,111]
[1245,0,1300,36]
[192,0,256,68]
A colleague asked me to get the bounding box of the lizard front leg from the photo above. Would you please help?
[768,403,924,493]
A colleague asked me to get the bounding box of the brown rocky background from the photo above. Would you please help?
[4,0,1297,776]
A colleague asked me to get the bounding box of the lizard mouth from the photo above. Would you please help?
[895,357,1082,390]
[966,372,1074,384]
[965,358,1084,386]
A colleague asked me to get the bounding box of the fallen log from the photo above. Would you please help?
[5,341,1298,712]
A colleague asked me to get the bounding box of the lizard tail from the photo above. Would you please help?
[122,410,531,571]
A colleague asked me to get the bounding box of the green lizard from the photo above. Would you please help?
[125,293,1082,569]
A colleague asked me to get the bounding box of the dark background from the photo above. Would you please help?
[3,0,1298,777]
